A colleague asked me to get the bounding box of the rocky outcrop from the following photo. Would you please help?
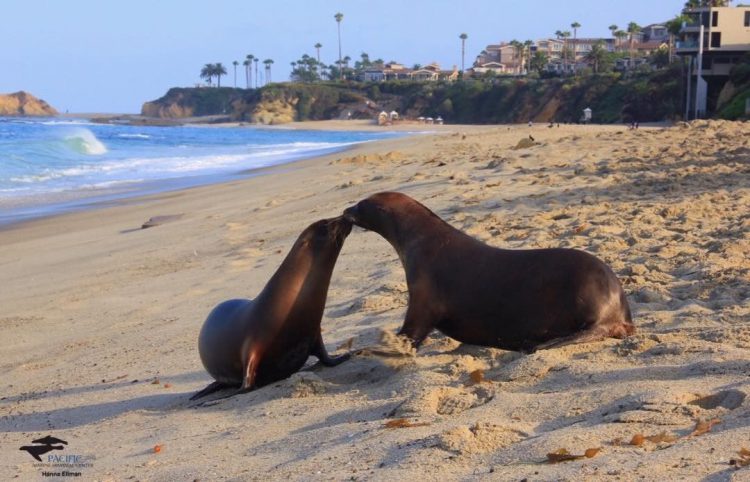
[245,97,297,125]
[0,91,58,116]
[141,87,246,119]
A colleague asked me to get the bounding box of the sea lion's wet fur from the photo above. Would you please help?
[344,192,634,351]
[192,217,352,400]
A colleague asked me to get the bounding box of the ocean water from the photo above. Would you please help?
[0,118,400,223]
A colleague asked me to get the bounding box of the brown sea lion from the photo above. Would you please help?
[191,216,352,400]
[343,192,634,352]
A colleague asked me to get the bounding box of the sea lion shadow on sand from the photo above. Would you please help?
[190,217,354,402]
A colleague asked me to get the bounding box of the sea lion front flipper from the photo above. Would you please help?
[189,381,230,401]
[313,335,350,367]
[241,347,261,391]
[397,301,436,348]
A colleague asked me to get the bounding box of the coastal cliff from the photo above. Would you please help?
[141,85,368,124]
[0,91,58,116]
[141,87,246,118]
[139,64,750,124]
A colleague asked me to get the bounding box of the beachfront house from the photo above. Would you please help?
[362,69,386,82]
[479,37,617,75]
[533,38,565,61]
[471,61,509,75]
[569,38,617,59]
[473,43,525,75]
[357,61,457,83]
[407,63,459,82]
[614,57,651,71]
[642,24,670,43]
[677,2,750,117]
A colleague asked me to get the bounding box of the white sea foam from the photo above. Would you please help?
[116,133,151,139]
[8,141,351,186]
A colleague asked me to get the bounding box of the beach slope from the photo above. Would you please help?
[1,120,749,480]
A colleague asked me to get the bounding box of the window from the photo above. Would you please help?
[712,11,718,27]
[711,32,721,48]
[745,11,750,27]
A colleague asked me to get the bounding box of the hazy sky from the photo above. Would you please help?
[1,0,685,113]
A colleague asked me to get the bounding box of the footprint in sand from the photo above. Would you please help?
[604,389,747,425]
[436,423,527,455]
[395,384,495,417]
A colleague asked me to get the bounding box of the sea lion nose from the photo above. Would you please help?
[343,205,358,223]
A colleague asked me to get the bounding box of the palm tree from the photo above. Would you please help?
[584,42,607,73]
[200,63,214,85]
[608,24,619,51]
[254,58,259,87]
[314,43,322,63]
[213,63,227,87]
[615,30,628,53]
[243,59,251,88]
[459,33,468,73]
[334,12,344,80]
[571,22,581,65]
[232,60,239,88]
[561,30,571,73]
[523,40,534,73]
[510,40,523,74]
[246,55,255,88]
[627,22,642,67]
[666,15,688,64]
[263,59,274,84]
[530,51,549,74]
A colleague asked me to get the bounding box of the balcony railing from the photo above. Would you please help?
[677,40,700,49]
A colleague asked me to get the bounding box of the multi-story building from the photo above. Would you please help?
[642,24,670,43]
[533,38,565,61]
[677,3,750,76]
[569,38,617,60]
[358,62,459,82]
[676,2,750,116]
[473,43,525,74]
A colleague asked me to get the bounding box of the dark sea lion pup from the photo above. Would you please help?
[343,192,634,352]
[191,216,352,400]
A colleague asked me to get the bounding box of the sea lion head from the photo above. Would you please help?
[296,216,352,258]
[343,192,427,235]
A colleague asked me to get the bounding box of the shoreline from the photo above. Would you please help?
[0,120,439,228]
[0,125,466,234]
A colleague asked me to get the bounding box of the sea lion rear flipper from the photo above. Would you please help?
[313,335,350,367]
[189,381,230,401]
[533,326,609,351]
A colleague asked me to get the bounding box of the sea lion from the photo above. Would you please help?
[191,216,352,400]
[343,192,634,352]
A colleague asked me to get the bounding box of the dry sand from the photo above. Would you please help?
[1,120,749,481]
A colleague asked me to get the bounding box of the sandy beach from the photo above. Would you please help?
[1,120,749,481]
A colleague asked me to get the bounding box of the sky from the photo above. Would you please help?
[0,0,687,114]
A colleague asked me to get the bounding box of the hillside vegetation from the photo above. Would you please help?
[715,55,750,121]
[142,65,747,124]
